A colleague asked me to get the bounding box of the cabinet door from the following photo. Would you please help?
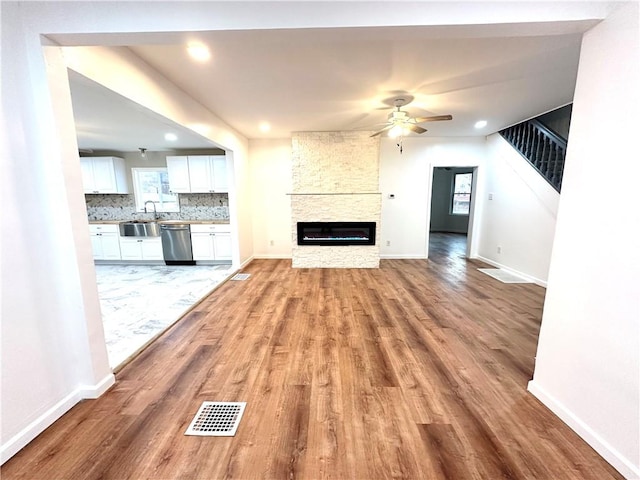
[211,156,228,192]
[119,238,143,260]
[80,158,97,193]
[101,233,122,260]
[166,156,191,193]
[191,232,215,260]
[90,234,104,259]
[213,233,232,260]
[91,157,118,193]
[187,156,214,193]
[141,238,163,260]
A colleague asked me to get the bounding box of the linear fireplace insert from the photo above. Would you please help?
[297,222,376,246]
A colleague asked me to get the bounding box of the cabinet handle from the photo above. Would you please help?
[93,190,99,193]
[137,240,143,243]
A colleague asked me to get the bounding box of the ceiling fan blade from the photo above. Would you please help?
[370,125,393,137]
[406,124,427,134]
[414,114,453,123]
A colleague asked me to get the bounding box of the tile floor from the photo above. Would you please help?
[95,264,234,368]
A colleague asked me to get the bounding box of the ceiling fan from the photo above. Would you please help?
[370,96,452,137]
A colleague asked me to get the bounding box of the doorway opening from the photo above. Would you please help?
[426,166,478,260]
[63,67,242,370]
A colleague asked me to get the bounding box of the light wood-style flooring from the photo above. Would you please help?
[2,233,623,479]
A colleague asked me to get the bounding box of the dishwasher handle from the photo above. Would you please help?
[161,224,190,231]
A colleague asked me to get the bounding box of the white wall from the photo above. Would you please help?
[1,23,114,463]
[380,133,559,285]
[249,139,293,258]
[379,136,486,259]
[529,4,640,479]
[476,133,560,285]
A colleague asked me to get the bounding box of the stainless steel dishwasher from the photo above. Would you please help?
[160,223,195,265]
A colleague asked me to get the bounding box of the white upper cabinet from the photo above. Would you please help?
[81,157,129,194]
[187,156,214,193]
[166,155,228,193]
[166,156,191,193]
[211,155,228,192]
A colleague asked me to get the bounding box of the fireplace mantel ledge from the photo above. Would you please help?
[287,192,381,195]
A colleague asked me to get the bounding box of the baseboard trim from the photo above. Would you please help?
[78,373,116,399]
[252,254,292,259]
[1,373,115,464]
[528,380,639,480]
[473,255,547,287]
[238,255,254,270]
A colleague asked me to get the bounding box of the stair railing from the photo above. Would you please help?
[499,119,566,192]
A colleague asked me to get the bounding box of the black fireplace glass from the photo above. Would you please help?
[297,222,376,246]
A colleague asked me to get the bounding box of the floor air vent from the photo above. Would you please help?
[231,273,251,281]
[185,401,246,436]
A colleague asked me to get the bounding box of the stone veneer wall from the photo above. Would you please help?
[85,193,229,222]
[291,131,381,268]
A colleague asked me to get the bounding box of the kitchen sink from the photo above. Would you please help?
[119,221,161,237]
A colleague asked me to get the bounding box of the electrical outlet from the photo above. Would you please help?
[182,197,189,206]
[497,246,502,254]
[270,240,274,246]
[386,240,391,247]
[488,193,494,200]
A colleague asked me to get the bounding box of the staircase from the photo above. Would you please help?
[499,119,566,192]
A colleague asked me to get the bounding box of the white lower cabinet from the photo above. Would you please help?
[190,224,232,261]
[213,233,232,260]
[119,237,163,261]
[89,224,121,260]
[89,222,230,263]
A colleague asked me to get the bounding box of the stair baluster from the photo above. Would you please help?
[499,118,567,192]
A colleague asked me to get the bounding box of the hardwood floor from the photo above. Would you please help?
[2,233,623,479]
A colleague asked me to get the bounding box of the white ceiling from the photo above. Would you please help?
[69,71,217,151]
[69,21,595,151]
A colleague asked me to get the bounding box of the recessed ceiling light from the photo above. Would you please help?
[164,133,178,141]
[187,42,211,62]
[259,122,271,133]
[474,120,488,129]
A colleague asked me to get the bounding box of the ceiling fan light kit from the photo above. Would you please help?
[371,95,452,153]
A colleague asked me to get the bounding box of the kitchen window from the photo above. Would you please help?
[451,172,472,215]
[132,168,180,213]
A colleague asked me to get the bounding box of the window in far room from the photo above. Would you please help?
[451,172,472,215]
[132,167,180,212]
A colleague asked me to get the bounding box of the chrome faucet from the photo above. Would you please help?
[144,200,159,220]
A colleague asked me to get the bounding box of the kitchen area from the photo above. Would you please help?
[82,151,235,368]
[69,69,240,369]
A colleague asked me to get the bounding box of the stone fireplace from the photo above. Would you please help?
[291,131,381,268]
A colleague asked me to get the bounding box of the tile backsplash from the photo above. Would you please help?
[85,193,230,222]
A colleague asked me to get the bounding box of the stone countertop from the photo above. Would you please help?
[89,220,230,225]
